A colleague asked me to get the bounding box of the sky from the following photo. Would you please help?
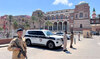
[0,0,100,17]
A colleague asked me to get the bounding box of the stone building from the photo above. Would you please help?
[32,9,45,29]
[13,15,31,29]
[45,9,74,32]
[44,1,91,32]
[73,1,91,32]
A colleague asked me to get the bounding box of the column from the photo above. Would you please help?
[67,22,69,32]
[48,26,49,30]
[62,22,63,31]
[44,23,45,29]
[52,25,53,31]
[57,22,58,31]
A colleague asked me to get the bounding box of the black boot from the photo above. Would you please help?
[70,45,73,48]
[63,49,68,52]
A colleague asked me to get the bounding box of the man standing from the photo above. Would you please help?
[78,32,80,41]
[63,31,68,52]
[70,31,74,48]
[8,28,27,59]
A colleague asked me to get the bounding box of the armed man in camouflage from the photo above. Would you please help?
[8,28,27,59]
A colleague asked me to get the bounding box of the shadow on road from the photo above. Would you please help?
[65,51,72,54]
[71,47,77,50]
[28,45,63,52]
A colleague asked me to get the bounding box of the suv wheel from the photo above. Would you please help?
[47,41,55,49]
[26,39,31,46]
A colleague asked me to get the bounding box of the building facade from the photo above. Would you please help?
[90,18,100,32]
[74,1,91,32]
[32,10,45,29]
[44,1,91,32]
[90,8,100,33]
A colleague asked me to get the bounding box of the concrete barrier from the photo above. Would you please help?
[0,39,12,44]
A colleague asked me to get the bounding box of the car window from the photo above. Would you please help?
[28,31,37,35]
[28,31,45,36]
[44,31,54,36]
[37,31,45,36]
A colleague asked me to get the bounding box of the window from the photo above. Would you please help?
[71,15,73,20]
[85,13,88,18]
[28,31,44,36]
[96,20,99,23]
[91,20,94,23]
[76,14,78,19]
[66,10,68,12]
[80,24,82,28]
[61,15,63,19]
[47,16,50,20]
[52,16,54,20]
[6,22,7,24]
[61,11,63,13]
[79,13,83,18]
[56,15,58,19]
[44,31,53,36]
[37,31,44,35]
[66,16,68,19]
[28,31,37,35]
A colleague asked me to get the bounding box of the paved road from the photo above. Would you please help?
[0,35,100,59]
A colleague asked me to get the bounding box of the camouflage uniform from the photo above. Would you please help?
[8,37,27,59]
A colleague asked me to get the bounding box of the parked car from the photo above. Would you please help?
[56,32,71,40]
[24,30,63,49]
[91,31,100,35]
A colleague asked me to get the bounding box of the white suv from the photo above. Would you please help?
[24,30,63,49]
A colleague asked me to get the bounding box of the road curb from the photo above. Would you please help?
[0,44,9,48]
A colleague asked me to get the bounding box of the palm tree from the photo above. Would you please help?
[13,20,18,29]
[37,12,44,29]
[22,18,25,22]
[8,15,13,36]
[24,23,30,30]
[9,15,13,24]
[45,21,53,30]
[31,16,37,28]
[0,27,3,31]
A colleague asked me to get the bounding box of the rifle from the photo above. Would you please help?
[14,40,27,59]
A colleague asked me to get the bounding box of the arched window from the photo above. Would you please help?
[80,24,82,28]
[79,13,83,18]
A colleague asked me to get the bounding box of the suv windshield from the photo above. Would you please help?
[44,31,54,36]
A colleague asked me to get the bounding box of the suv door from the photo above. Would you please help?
[36,31,47,45]
[28,31,38,44]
